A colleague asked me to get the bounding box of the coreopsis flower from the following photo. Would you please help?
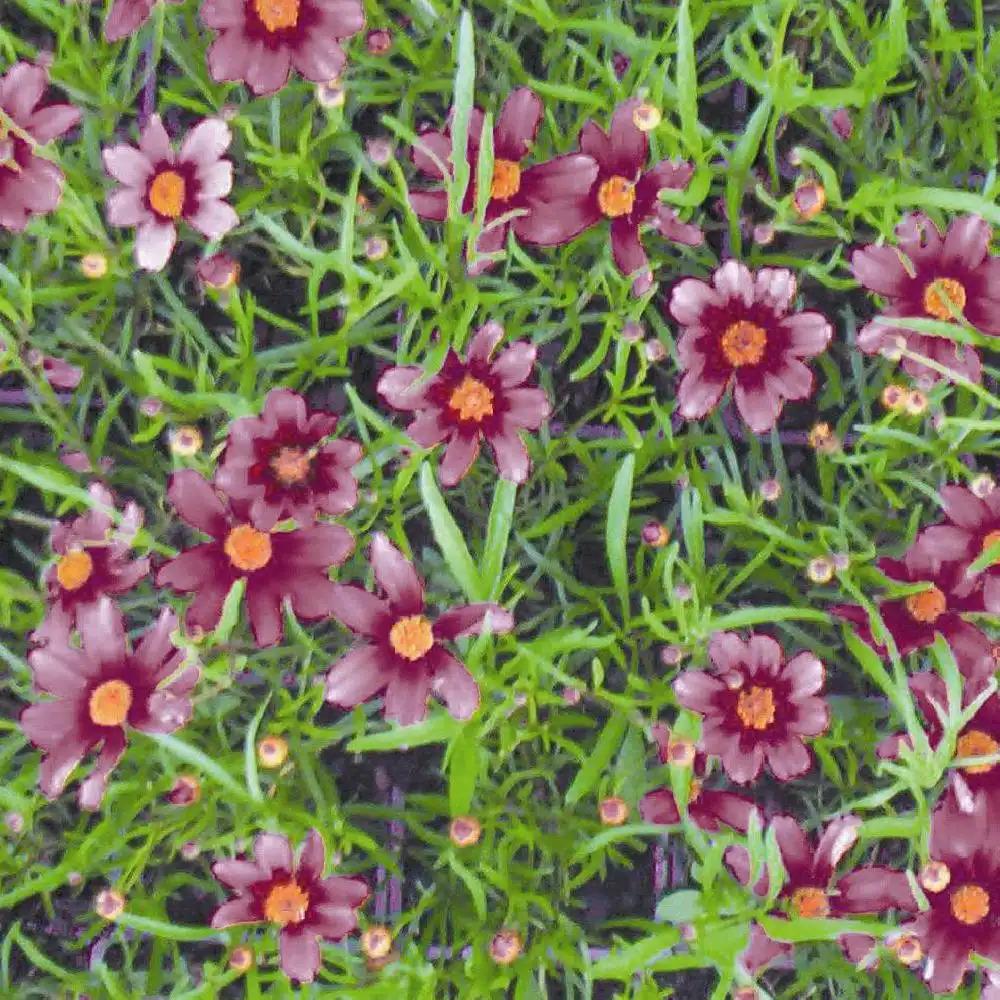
[102,115,238,272]
[31,483,149,647]
[0,62,81,231]
[210,829,368,984]
[22,598,198,810]
[408,88,599,272]
[104,0,184,41]
[672,632,829,785]
[852,213,1000,384]
[377,321,550,486]
[214,388,362,530]
[324,533,514,725]
[155,469,354,647]
[667,261,833,433]
[201,0,363,96]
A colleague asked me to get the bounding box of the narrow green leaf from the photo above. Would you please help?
[706,606,830,631]
[419,463,484,601]
[565,712,627,806]
[148,733,253,803]
[446,853,487,920]
[0,455,96,507]
[482,479,517,600]
[347,712,461,752]
[675,0,702,155]
[448,10,475,222]
[115,913,223,942]
[606,453,636,619]
[589,927,681,980]
[243,693,272,803]
[446,721,479,816]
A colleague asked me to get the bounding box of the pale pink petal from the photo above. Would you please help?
[254,832,294,875]
[197,161,233,199]
[135,220,178,272]
[753,268,797,315]
[210,896,258,927]
[377,366,432,410]
[139,114,173,163]
[77,731,127,810]
[486,425,530,484]
[677,369,728,421]
[27,104,82,144]
[279,929,321,983]
[712,260,754,306]
[179,118,231,168]
[186,199,239,240]
[102,144,154,185]
[490,341,536,387]
[106,187,150,227]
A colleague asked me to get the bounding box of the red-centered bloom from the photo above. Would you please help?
[22,598,198,810]
[104,0,184,41]
[667,261,833,433]
[324,533,514,725]
[408,88,598,273]
[102,115,238,272]
[30,483,150,648]
[377,321,550,487]
[210,829,368,984]
[201,0,364,97]
[852,214,1000,384]
[155,470,354,647]
[0,62,81,231]
[673,632,829,785]
[214,388,362,531]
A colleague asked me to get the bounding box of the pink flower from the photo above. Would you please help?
[104,0,184,41]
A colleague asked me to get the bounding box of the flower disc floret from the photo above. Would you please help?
[88,680,133,727]
[264,881,309,926]
[56,549,94,591]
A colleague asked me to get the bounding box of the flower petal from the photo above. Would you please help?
[493,87,543,161]
[106,186,150,226]
[186,199,239,240]
[212,859,266,891]
[165,469,229,538]
[377,366,432,410]
[434,603,514,640]
[943,214,991,270]
[486,424,531,484]
[102,143,154,185]
[370,533,424,614]
[677,369,728,422]
[851,244,912,297]
[77,730,127,810]
[764,737,812,781]
[324,644,393,707]
[244,579,285,647]
[836,867,917,913]
[811,814,861,882]
[785,651,825,697]
[210,896,259,927]
[27,104,83,144]
[297,829,326,885]
[610,216,652,296]
[76,597,128,668]
[383,670,432,726]
[733,378,783,434]
[672,669,725,713]
[428,647,480,719]
[255,832,294,875]
[139,113,173,163]
[439,432,481,487]
[279,929,321,984]
[135,220,178,272]
[490,341,536,387]
[753,267,797,315]
[328,583,390,637]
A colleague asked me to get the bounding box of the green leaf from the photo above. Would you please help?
[589,927,681,980]
[347,712,462,752]
[706,606,830,631]
[446,721,480,816]
[148,733,253,803]
[481,479,517,600]
[446,853,487,920]
[0,455,96,507]
[419,463,484,601]
[606,453,636,619]
[675,0,702,155]
[565,712,627,806]
[448,10,475,223]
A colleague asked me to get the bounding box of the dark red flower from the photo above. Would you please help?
[31,483,150,648]
[672,632,829,785]
[104,0,184,41]
[667,261,832,433]
[155,470,354,647]
[0,62,81,231]
[852,213,1000,384]
[211,829,368,984]
[324,533,513,725]
[201,0,364,96]
[377,321,550,487]
[22,598,198,810]
[408,88,598,273]
[214,388,362,531]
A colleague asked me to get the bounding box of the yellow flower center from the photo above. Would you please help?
[735,685,775,731]
[905,584,946,623]
[448,376,494,422]
[597,175,636,218]
[88,679,133,727]
[253,0,299,31]
[224,524,272,572]
[982,530,1000,555]
[923,277,967,321]
[790,886,830,919]
[955,729,999,774]
[388,614,434,661]
[148,170,186,219]
[950,883,990,925]
[263,881,310,927]
[56,549,94,591]
[490,159,521,201]
[270,446,312,486]
[721,320,767,367]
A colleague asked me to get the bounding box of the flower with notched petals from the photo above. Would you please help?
[31,483,149,648]
[155,469,354,647]
[211,829,368,984]
[0,62,81,231]
[377,322,550,487]
[667,261,832,433]
[408,88,598,273]
[104,0,184,41]
[673,632,829,785]
[324,533,513,726]
[102,115,238,272]
[22,598,198,810]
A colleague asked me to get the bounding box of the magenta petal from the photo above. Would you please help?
[308,903,359,940]
[493,87,543,160]
[297,829,325,885]
[104,0,155,41]
[78,731,127,810]
[37,734,92,799]
[609,216,652,296]
[639,789,680,825]
[677,369,728,421]
[407,410,450,448]
[733,378,783,434]
[428,648,480,719]
[410,129,453,180]
[21,700,82,749]
[156,543,222,593]
[722,740,765,784]
[765,738,812,781]
[255,832,294,875]
[279,929,321,983]
[812,814,861,881]
[940,485,988,530]
[138,114,173,163]
[292,33,347,82]
[186,200,239,240]
[210,896,259,928]
[490,341,536,387]
[502,387,550,429]
[672,669,725,713]
[28,104,83,144]
[377,366,432,410]
[383,671,432,726]
[943,214,991,269]
[328,583,390,637]
[434,603,514,640]
[166,470,229,537]
[438,433,481,487]
[184,579,232,634]
[369,533,424,614]
[606,99,648,176]
[836,867,916,913]
[486,424,531,483]
[324,645,393,707]
[212,859,266,891]
[753,267,797,315]
[851,245,912,297]
[77,598,128,668]
[245,580,285,647]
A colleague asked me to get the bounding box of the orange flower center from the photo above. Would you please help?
[56,549,94,591]
[790,886,830,919]
[448,376,494,422]
[270,446,312,485]
[735,685,775,731]
[688,778,702,803]
[263,881,310,926]
[597,175,636,218]
[224,524,272,572]
[950,883,990,925]
[490,159,521,201]
[389,614,434,661]
[982,530,1000,555]
[721,320,767,367]
[148,170,186,219]
[88,679,133,727]
[254,0,299,31]
[955,729,999,774]
[905,584,946,623]
[923,277,967,321]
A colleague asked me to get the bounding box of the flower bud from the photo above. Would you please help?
[807,557,834,584]
[919,860,951,893]
[229,946,254,972]
[366,137,393,166]
[316,81,345,108]
[880,384,906,410]
[759,477,782,502]
[904,389,928,415]
[632,103,662,132]
[196,252,239,291]
[972,474,996,498]
[641,520,670,547]
[169,425,203,457]
[167,775,201,806]
[449,815,482,848]
[257,735,289,769]
[365,236,389,261]
[793,181,826,220]
[489,929,522,965]
[80,253,108,279]
[366,28,392,54]
[95,889,126,920]
[598,796,629,826]
[361,926,393,960]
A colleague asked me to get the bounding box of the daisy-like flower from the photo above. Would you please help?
[210,829,368,984]
[672,632,829,785]
[201,0,364,97]
[852,213,1000,384]
[155,470,354,647]
[104,0,184,41]
[31,483,149,648]
[22,597,198,810]
[0,62,81,231]
[102,115,239,272]
[324,533,513,725]
[408,88,599,273]
[667,261,833,433]
[377,321,550,487]
[214,389,362,531]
